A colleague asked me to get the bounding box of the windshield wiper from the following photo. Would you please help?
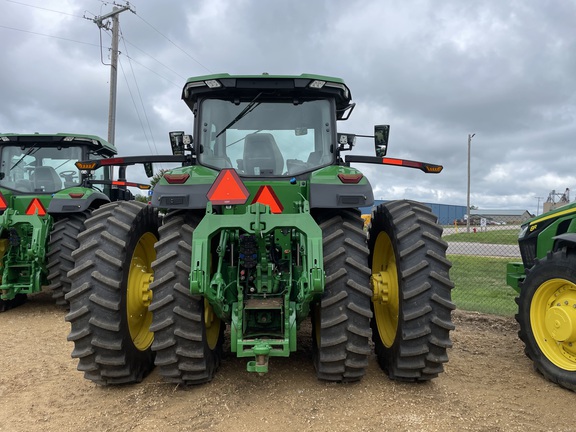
[216,93,262,138]
[11,146,38,170]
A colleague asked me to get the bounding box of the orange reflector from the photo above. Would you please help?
[0,193,7,211]
[252,186,284,214]
[25,198,47,216]
[163,174,190,184]
[75,161,98,170]
[207,169,249,205]
[338,173,363,184]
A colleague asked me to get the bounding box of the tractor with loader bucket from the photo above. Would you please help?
[507,202,576,391]
[0,133,148,311]
[65,73,455,385]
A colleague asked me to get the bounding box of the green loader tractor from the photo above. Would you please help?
[0,133,145,311]
[507,203,576,391]
[66,73,455,385]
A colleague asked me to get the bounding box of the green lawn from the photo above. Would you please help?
[449,254,518,316]
[443,229,519,245]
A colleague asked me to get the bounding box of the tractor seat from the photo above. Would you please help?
[243,133,284,175]
[32,166,62,192]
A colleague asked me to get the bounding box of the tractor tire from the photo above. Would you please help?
[47,212,90,306]
[65,201,159,385]
[516,248,576,391]
[149,210,224,385]
[368,200,454,381]
[312,209,373,382]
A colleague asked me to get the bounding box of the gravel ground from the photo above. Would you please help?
[1,291,575,432]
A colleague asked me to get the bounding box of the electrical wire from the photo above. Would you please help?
[5,0,84,18]
[0,24,101,47]
[118,58,155,155]
[119,25,160,156]
[131,11,212,73]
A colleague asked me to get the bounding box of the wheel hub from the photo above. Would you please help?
[372,271,391,303]
[126,232,156,351]
[532,278,576,370]
[545,301,576,343]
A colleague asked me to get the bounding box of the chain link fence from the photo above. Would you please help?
[444,224,521,317]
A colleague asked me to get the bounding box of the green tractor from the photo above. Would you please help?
[0,133,145,311]
[507,203,576,391]
[66,73,455,385]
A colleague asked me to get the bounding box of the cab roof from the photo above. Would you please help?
[0,133,117,155]
[182,73,353,118]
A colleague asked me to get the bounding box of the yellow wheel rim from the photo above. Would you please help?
[204,298,221,350]
[127,232,156,351]
[531,278,576,370]
[371,231,399,348]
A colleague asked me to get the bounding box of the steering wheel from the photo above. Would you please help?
[60,170,77,178]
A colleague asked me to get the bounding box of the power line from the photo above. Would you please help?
[122,53,181,88]
[131,11,212,73]
[119,26,160,155]
[5,0,84,18]
[0,24,101,47]
[122,38,187,81]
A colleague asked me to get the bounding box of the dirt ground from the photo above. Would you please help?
[1,291,575,432]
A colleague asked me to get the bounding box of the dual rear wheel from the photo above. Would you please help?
[66,200,455,385]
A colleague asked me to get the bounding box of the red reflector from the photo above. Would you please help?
[103,157,125,165]
[25,198,47,216]
[382,158,422,169]
[69,193,85,199]
[207,169,249,205]
[338,173,364,184]
[0,193,7,210]
[382,157,403,166]
[252,185,284,214]
[164,174,190,184]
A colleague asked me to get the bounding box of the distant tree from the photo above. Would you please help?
[151,169,167,188]
[134,195,148,203]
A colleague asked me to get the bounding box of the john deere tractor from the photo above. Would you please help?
[507,203,576,391]
[0,133,145,311]
[66,73,455,385]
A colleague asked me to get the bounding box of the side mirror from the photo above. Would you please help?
[374,125,389,157]
[169,131,193,156]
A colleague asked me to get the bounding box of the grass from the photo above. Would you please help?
[443,229,519,245]
[449,254,518,316]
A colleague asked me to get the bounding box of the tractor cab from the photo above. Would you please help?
[181,73,354,177]
[0,134,117,196]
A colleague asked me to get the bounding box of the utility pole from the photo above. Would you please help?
[535,196,544,216]
[91,3,133,147]
[466,133,475,234]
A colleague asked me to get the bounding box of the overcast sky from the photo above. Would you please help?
[1,0,575,215]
